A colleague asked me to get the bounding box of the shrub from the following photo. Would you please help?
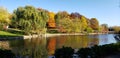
[54,46,74,58]
[0,49,15,58]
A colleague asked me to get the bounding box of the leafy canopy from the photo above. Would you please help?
[0,7,10,24]
[12,6,49,34]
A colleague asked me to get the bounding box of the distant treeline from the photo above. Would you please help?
[109,26,120,34]
[0,6,113,34]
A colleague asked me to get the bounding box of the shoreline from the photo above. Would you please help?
[23,33,108,39]
[0,33,108,40]
[45,33,108,37]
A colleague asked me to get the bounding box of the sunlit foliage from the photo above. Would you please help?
[90,18,99,30]
[9,5,101,34]
[47,12,56,28]
[0,7,10,24]
[12,6,49,34]
[100,24,108,33]
[0,7,10,30]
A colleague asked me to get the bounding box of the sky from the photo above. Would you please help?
[0,0,120,26]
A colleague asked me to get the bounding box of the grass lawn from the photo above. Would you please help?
[0,30,23,37]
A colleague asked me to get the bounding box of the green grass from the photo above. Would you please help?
[0,30,23,37]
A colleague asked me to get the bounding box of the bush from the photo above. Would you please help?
[85,27,93,33]
[54,46,74,58]
[54,42,120,58]
[77,43,120,58]
[0,24,3,30]
[47,30,59,33]
[0,49,15,58]
[77,48,92,58]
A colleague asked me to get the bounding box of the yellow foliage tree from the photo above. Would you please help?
[0,7,10,30]
[81,16,88,31]
[0,7,10,25]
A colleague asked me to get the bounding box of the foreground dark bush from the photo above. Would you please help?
[77,48,91,58]
[54,42,120,58]
[0,49,15,58]
[54,46,74,58]
[77,43,120,58]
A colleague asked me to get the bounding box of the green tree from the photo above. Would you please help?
[85,27,93,33]
[37,8,49,33]
[37,8,49,24]
[90,18,99,30]
[81,16,88,32]
[12,6,48,34]
[72,18,81,33]
[55,11,69,27]
[59,18,84,33]
[112,26,120,33]
[59,18,73,33]
[55,11,69,20]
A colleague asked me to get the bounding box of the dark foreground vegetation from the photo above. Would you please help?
[55,47,74,58]
[0,49,15,58]
[55,42,120,58]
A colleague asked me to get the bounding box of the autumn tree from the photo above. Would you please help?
[55,11,69,19]
[100,24,108,33]
[0,7,10,30]
[90,18,99,30]
[59,18,82,33]
[70,12,81,19]
[70,12,89,33]
[55,11,69,27]
[47,12,56,28]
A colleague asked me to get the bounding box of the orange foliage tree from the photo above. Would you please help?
[47,12,56,28]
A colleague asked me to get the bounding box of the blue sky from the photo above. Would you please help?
[0,0,119,26]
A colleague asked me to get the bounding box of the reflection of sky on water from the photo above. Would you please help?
[98,34,116,45]
[0,34,117,57]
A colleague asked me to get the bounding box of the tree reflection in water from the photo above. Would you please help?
[9,38,47,58]
[0,34,115,58]
[47,35,99,55]
[47,37,56,55]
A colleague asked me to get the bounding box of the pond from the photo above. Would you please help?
[0,34,117,58]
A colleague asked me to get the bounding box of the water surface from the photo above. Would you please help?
[0,34,117,57]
